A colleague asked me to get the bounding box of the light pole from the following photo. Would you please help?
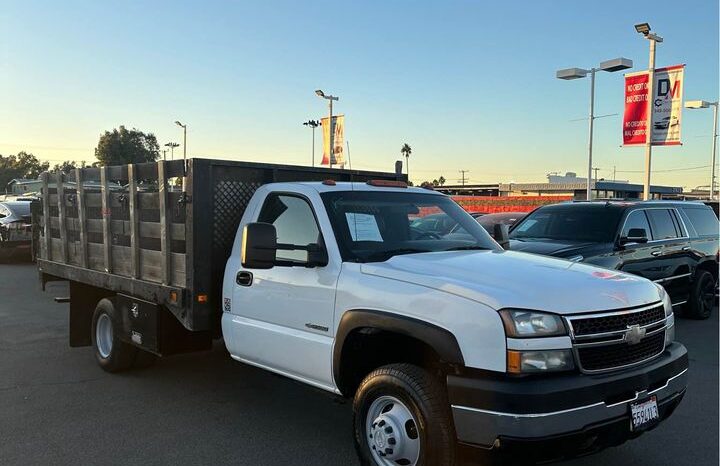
[315,90,339,168]
[685,100,719,200]
[175,121,188,193]
[174,121,187,163]
[557,57,633,200]
[303,120,321,167]
[635,23,663,200]
[164,142,180,161]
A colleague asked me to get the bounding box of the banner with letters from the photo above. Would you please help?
[321,115,345,165]
[623,65,684,146]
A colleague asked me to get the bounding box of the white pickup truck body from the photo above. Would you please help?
[38,160,688,466]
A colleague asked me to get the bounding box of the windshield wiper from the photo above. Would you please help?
[443,245,489,251]
[362,248,431,262]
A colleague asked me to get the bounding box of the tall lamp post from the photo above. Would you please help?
[164,142,180,161]
[175,121,188,193]
[315,90,339,168]
[635,22,663,200]
[557,57,633,200]
[685,100,719,200]
[303,120,321,167]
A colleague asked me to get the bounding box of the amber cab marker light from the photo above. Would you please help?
[197,293,208,303]
[169,291,178,304]
[367,180,408,188]
[507,351,522,374]
[322,179,336,186]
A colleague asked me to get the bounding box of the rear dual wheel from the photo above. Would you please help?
[91,298,157,372]
[353,363,456,466]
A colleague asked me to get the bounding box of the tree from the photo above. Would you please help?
[95,126,159,166]
[53,160,88,174]
[400,143,412,180]
[0,151,50,191]
[438,175,446,186]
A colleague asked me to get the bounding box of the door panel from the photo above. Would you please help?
[227,192,340,388]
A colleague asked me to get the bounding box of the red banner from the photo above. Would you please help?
[623,72,650,145]
[451,195,572,214]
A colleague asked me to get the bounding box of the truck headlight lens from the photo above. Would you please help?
[499,309,567,337]
[507,350,575,373]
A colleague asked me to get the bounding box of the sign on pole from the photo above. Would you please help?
[321,115,345,165]
[623,64,684,146]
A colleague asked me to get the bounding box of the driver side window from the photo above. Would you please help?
[258,194,321,263]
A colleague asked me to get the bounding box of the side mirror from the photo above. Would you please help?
[241,222,277,269]
[620,228,649,245]
[493,223,510,250]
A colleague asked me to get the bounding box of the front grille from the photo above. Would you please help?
[577,332,665,371]
[567,303,668,373]
[571,305,665,336]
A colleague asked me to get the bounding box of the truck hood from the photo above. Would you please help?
[360,250,661,315]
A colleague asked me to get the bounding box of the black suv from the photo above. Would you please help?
[509,201,719,319]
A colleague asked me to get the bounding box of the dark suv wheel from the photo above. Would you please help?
[687,270,717,319]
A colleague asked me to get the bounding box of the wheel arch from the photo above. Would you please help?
[333,309,464,396]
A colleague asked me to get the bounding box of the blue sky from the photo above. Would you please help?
[1,0,717,188]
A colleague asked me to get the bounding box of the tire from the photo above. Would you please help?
[91,298,137,372]
[353,363,456,466]
[687,269,717,320]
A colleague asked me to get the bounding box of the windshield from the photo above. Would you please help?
[321,190,500,262]
[509,205,622,242]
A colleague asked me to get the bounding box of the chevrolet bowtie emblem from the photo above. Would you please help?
[625,324,647,345]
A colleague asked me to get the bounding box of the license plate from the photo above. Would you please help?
[630,395,659,431]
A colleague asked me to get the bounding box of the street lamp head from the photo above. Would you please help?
[175,120,185,128]
[634,22,651,35]
[556,68,589,80]
[599,57,633,72]
[685,100,711,109]
[315,89,325,97]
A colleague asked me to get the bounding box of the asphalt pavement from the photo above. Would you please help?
[0,263,717,465]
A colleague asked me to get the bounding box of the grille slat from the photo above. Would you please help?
[576,333,665,371]
[571,305,665,336]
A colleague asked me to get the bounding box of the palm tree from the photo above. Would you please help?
[400,143,412,180]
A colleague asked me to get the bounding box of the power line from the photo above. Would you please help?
[458,170,470,186]
[615,165,711,173]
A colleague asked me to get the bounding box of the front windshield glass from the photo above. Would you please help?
[321,190,500,263]
[509,205,622,242]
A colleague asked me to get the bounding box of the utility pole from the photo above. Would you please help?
[164,142,179,161]
[459,170,470,186]
[161,149,168,162]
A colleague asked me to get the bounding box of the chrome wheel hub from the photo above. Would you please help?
[96,313,113,359]
[366,396,420,466]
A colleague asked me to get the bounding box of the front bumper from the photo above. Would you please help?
[448,342,688,450]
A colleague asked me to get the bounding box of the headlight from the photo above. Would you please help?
[507,350,575,373]
[499,309,567,338]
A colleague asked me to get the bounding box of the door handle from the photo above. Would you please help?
[681,246,691,252]
[236,271,253,286]
[651,250,663,257]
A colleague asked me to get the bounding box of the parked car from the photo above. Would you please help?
[510,200,719,319]
[0,201,33,260]
[476,211,527,234]
[37,160,688,465]
[412,211,484,237]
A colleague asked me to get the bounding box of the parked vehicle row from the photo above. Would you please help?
[34,159,689,466]
[0,201,33,260]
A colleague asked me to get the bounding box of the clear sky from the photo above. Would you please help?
[1,0,718,188]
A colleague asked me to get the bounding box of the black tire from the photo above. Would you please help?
[687,269,717,320]
[91,298,137,372]
[353,363,456,466]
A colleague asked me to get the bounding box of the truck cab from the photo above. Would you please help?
[223,181,688,465]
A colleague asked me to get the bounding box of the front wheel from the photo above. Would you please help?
[353,363,456,466]
[687,270,716,319]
